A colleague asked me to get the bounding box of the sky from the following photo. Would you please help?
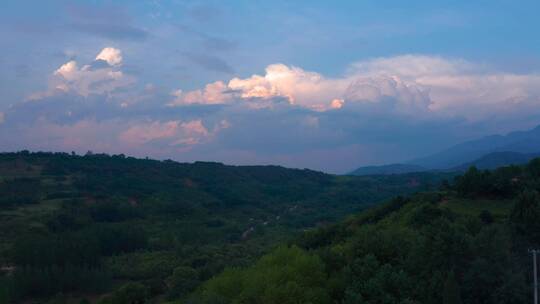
[1,0,540,173]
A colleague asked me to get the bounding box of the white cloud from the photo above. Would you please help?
[227,64,346,110]
[170,63,346,110]
[169,81,231,106]
[8,52,540,172]
[350,55,540,119]
[348,55,472,78]
[95,47,123,66]
[169,55,540,119]
[54,60,79,81]
[29,48,134,99]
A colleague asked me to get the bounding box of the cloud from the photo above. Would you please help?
[5,52,540,173]
[227,64,345,110]
[170,55,540,120]
[348,55,540,119]
[95,47,123,66]
[29,47,134,98]
[330,99,344,109]
[2,116,230,160]
[169,81,232,106]
[119,119,213,147]
[169,62,431,112]
[170,64,347,110]
[0,112,4,124]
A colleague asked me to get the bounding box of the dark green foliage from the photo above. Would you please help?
[0,151,449,302]
[9,265,111,299]
[510,190,540,242]
[479,209,494,224]
[196,157,540,303]
[11,232,101,267]
[529,158,540,178]
[342,254,416,304]
[166,266,199,299]
[197,246,330,304]
[5,152,538,303]
[442,271,462,304]
[453,164,526,198]
[98,282,149,304]
[0,178,41,207]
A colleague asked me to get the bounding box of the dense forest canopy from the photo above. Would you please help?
[0,151,451,303]
[2,151,539,303]
[193,159,540,304]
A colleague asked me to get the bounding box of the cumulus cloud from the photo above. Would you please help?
[170,55,540,120]
[95,47,123,66]
[170,64,347,110]
[227,64,350,111]
[29,47,134,98]
[5,51,540,173]
[3,47,231,160]
[118,119,227,148]
[170,81,232,106]
[348,55,540,119]
[169,61,429,112]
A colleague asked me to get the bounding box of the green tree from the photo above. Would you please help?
[166,266,199,299]
[529,158,540,178]
[104,282,149,304]
[510,190,540,241]
[442,271,462,304]
[479,210,494,224]
[198,246,330,304]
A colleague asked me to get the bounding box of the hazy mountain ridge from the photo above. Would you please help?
[349,163,427,176]
[408,124,540,169]
[350,124,540,175]
[451,151,540,171]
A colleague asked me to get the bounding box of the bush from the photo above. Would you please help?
[166,266,199,299]
[198,246,330,304]
[100,282,149,304]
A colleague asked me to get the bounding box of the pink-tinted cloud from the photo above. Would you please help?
[118,119,225,148]
[169,81,231,106]
[169,55,540,118]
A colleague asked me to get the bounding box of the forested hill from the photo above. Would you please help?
[195,158,540,303]
[0,151,452,303]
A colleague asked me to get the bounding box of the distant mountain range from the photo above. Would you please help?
[350,124,540,175]
[409,124,540,169]
[349,164,427,176]
[451,151,540,171]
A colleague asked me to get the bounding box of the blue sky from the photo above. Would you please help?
[1,0,540,173]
